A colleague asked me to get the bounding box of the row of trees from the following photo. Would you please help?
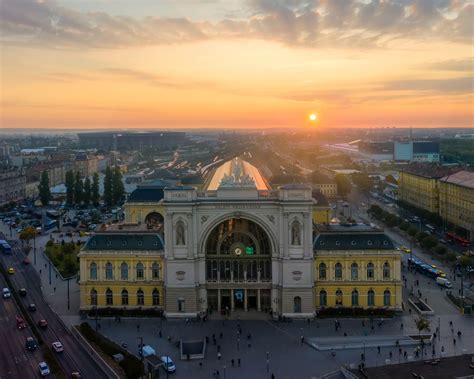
[65,171,100,206]
[103,166,125,206]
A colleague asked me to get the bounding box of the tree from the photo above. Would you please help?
[83,177,91,206]
[91,172,100,205]
[415,317,430,358]
[38,171,51,206]
[20,226,36,254]
[65,170,75,205]
[112,166,125,205]
[416,231,428,242]
[352,173,373,193]
[335,174,351,197]
[74,172,83,205]
[421,236,438,249]
[459,256,474,270]
[103,166,113,206]
[399,221,410,231]
[434,245,447,255]
[408,226,418,237]
[446,252,457,262]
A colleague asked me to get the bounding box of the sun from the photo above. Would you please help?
[309,113,317,122]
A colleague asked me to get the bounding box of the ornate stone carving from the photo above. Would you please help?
[201,216,209,224]
[176,221,186,245]
[292,270,302,281]
[176,271,185,281]
[291,220,301,245]
[266,215,275,223]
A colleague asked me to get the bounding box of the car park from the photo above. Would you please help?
[52,341,64,352]
[28,304,37,312]
[38,362,50,376]
[38,319,48,329]
[2,288,11,298]
[160,356,176,373]
[16,316,27,330]
[26,336,38,351]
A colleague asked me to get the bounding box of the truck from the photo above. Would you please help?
[436,276,452,288]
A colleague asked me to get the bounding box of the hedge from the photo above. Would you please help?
[79,322,143,379]
[317,307,396,318]
[84,307,164,318]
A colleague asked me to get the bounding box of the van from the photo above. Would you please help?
[139,345,156,357]
[436,276,452,288]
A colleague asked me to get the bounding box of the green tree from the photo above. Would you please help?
[399,221,410,231]
[74,172,83,204]
[446,252,457,262]
[416,231,428,242]
[20,226,37,254]
[421,236,438,249]
[38,171,51,206]
[91,172,100,205]
[65,170,75,205]
[335,174,351,197]
[103,166,113,206]
[408,226,418,237]
[459,255,474,270]
[83,177,91,206]
[352,173,373,193]
[415,317,430,357]
[112,166,125,205]
[434,245,447,255]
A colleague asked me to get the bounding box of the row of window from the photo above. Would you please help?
[206,259,272,281]
[90,288,161,306]
[89,262,161,281]
[318,261,391,280]
[318,289,392,307]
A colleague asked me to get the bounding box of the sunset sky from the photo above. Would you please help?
[1,0,473,130]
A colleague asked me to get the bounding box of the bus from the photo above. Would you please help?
[446,231,470,247]
[44,220,58,231]
[0,239,12,254]
[408,256,446,279]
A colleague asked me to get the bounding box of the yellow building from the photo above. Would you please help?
[312,183,338,198]
[399,165,455,213]
[313,225,402,311]
[439,171,474,241]
[79,233,165,311]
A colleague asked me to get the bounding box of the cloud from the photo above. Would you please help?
[383,76,474,93]
[427,58,474,72]
[0,0,472,49]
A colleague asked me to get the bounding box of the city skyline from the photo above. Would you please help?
[1,0,473,130]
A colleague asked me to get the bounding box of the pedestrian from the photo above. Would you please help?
[238,358,241,367]
[247,341,251,348]
[271,374,275,379]
[449,321,453,327]
[54,287,56,292]
[400,323,403,329]
[409,308,412,315]
[361,353,365,361]
[216,369,220,378]
[231,359,234,367]
[217,345,221,353]
[220,332,223,339]
[45,263,47,268]
[187,354,190,361]
[301,336,305,345]
[199,362,202,369]
[377,346,380,354]
[168,336,171,343]
[404,351,407,359]
[217,352,221,360]
[137,324,140,331]
[206,336,209,344]
[441,346,444,353]
[457,330,462,338]
[343,332,347,337]
[247,333,251,340]
[39,269,42,274]
[97,322,101,330]
[453,338,456,346]
[159,330,162,338]
[389,351,392,359]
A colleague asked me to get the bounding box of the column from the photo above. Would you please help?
[257,289,261,311]
[244,289,248,312]
[231,289,235,311]
[218,289,221,311]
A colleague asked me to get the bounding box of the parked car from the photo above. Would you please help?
[38,319,48,329]
[160,356,176,373]
[52,341,64,352]
[2,288,11,298]
[38,362,50,376]
[26,336,38,351]
[16,316,27,330]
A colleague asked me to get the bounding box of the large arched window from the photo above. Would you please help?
[120,262,129,280]
[319,290,327,307]
[383,262,391,279]
[106,289,113,305]
[152,262,160,280]
[383,290,391,306]
[367,262,374,279]
[351,289,359,306]
[105,262,113,280]
[90,289,97,306]
[121,289,128,305]
[335,263,342,279]
[335,289,343,306]
[368,290,375,307]
[136,262,144,280]
[89,262,97,280]
[152,289,160,306]
[351,263,358,280]
[293,296,302,313]
[137,289,144,306]
[145,212,164,230]
[319,263,327,279]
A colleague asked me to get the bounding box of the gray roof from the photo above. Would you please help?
[128,187,164,202]
[314,231,395,251]
[84,233,164,251]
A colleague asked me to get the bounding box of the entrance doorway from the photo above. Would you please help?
[234,289,244,309]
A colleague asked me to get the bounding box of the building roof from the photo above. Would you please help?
[84,233,164,251]
[205,157,271,191]
[128,187,165,202]
[314,224,395,250]
[400,164,458,179]
[440,170,474,189]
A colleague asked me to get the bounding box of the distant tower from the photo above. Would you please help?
[409,126,413,141]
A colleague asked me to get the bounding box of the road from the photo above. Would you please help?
[0,275,48,379]
[0,232,107,379]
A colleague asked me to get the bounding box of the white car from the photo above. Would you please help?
[2,288,11,299]
[160,356,176,373]
[38,362,50,376]
[52,341,64,352]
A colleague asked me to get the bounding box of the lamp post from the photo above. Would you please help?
[67,276,71,310]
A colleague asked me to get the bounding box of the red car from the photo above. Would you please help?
[22,258,30,265]
[16,316,27,330]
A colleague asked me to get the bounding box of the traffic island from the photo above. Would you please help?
[408,298,435,315]
[180,339,206,360]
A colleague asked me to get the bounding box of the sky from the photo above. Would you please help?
[0,0,473,130]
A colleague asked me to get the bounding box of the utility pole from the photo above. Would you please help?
[33,231,37,265]
[67,277,70,310]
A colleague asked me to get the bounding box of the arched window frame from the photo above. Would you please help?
[383,290,391,306]
[335,262,343,279]
[383,262,391,279]
[368,289,375,307]
[137,289,144,306]
[89,262,97,280]
[121,289,129,305]
[90,289,97,306]
[351,263,359,280]
[152,289,160,306]
[136,262,144,280]
[351,289,359,306]
[367,262,374,279]
[319,290,327,307]
[105,262,113,280]
[120,262,129,281]
[319,262,327,279]
[106,288,113,305]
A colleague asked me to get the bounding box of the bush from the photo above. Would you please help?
[317,307,395,318]
[416,231,428,242]
[408,226,418,237]
[85,307,164,318]
[446,252,457,262]
[434,245,447,255]
[399,221,410,231]
[421,236,438,249]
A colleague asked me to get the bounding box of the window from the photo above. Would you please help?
[106,289,113,305]
[89,262,97,280]
[90,289,97,306]
[136,262,144,280]
[319,263,327,279]
[137,289,144,306]
[152,262,160,280]
[351,263,358,280]
[120,262,129,280]
[367,262,374,279]
[383,290,391,306]
[351,289,359,306]
[178,298,185,312]
[368,290,375,306]
[121,289,128,305]
[293,296,302,313]
[152,289,160,306]
[335,289,343,306]
[335,263,342,279]
[105,262,113,280]
[383,262,390,279]
[319,290,327,307]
